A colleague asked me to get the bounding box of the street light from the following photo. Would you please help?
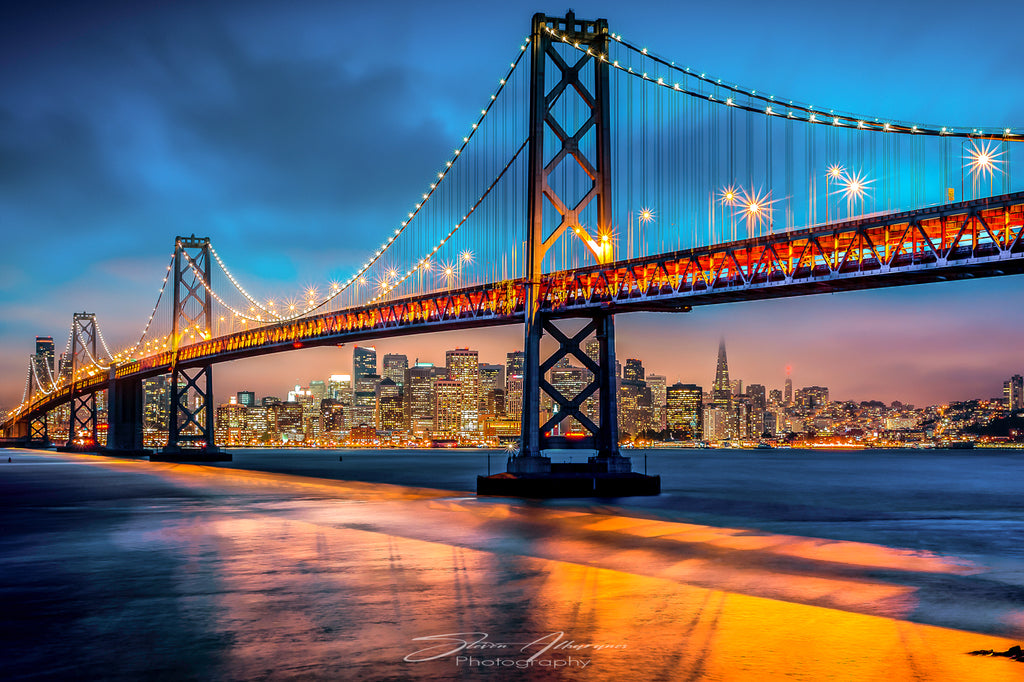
[825,163,845,223]
[963,140,1003,201]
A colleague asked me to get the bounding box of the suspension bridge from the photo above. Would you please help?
[4,12,1023,490]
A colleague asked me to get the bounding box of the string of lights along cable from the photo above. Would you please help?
[7,14,1024,425]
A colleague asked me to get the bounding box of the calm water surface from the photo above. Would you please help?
[2,446,1022,680]
[213,447,1024,561]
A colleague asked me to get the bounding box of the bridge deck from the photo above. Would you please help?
[7,192,1023,428]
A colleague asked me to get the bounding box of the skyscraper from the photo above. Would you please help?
[375,378,404,432]
[647,374,667,431]
[505,375,524,422]
[505,351,525,380]
[34,336,55,385]
[236,391,256,407]
[479,363,505,415]
[406,363,437,436]
[505,351,525,423]
[746,384,766,411]
[1004,375,1023,411]
[624,358,645,383]
[712,339,732,409]
[352,346,378,426]
[434,379,462,435]
[446,348,480,433]
[667,383,703,439]
[383,354,409,393]
[327,375,351,402]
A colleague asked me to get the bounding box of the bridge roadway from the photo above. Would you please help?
[7,191,1024,429]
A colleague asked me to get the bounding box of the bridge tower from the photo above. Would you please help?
[66,312,99,446]
[25,356,49,443]
[514,12,627,474]
[163,235,219,454]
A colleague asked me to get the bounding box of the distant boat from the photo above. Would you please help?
[430,438,458,448]
[756,442,773,450]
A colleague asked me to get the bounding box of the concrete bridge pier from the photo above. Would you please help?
[104,374,150,457]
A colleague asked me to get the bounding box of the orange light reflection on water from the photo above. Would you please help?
[55,453,1024,679]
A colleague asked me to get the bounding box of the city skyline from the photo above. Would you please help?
[184,337,1022,449]
[218,333,1018,415]
[3,0,1024,411]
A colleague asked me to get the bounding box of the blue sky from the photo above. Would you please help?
[2,0,1023,409]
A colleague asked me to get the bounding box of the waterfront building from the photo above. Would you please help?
[618,378,650,437]
[667,383,703,439]
[703,406,729,441]
[647,374,667,431]
[215,399,247,446]
[320,399,346,440]
[277,401,304,441]
[446,348,480,434]
[246,404,272,442]
[405,363,437,435]
[434,379,462,435]
[143,375,170,432]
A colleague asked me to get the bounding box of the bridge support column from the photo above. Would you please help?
[157,236,228,461]
[483,12,657,495]
[29,414,48,444]
[106,374,147,455]
[65,312,98,448]
[512,311,626,470]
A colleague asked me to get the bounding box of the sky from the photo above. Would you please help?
[2,0,1023,410]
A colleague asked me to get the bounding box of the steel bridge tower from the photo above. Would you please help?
[66,312,99,446]
[162,235,219,454]
[513,12,629,475]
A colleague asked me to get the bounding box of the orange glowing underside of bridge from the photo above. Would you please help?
[10,192,1024,425]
